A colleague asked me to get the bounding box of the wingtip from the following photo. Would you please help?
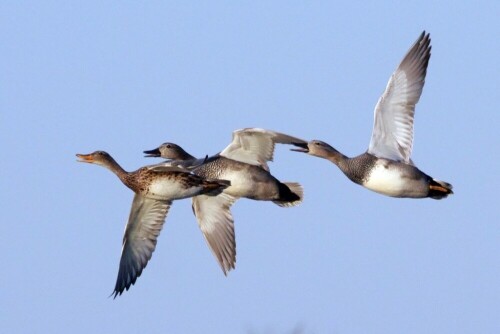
[221,262,236,276]
[419,30,430,40]
[109,289,122,299]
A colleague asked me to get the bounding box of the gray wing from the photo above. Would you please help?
[113,194,172,297]
[192,193,237,275]
[367,32,431,163]
[219,128,307,171]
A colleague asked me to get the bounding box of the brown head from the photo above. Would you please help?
[143,142,195,161]
[77,150,110,163]
[76,150,118,168]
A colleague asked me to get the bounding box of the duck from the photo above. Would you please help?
[291,32,453,199]
[76,150,230,297]
[144,128,307,274]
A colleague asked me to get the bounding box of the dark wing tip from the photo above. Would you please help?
[109,261,145,299]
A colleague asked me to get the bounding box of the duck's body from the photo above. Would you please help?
[145,128,306,206]
[361,157,430,198]
[336,151,451,198]
[118,166,221,200]
[144,128,306,274]
[292,32,453,199]
[362,156,451,199]
[192,155,300,203]
[293,141,452,199]
[76,151,229,297]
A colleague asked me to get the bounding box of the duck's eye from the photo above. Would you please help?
[315,142,321,146]
[166,144,171,148]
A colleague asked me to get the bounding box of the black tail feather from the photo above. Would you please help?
[273,182,303,207]
[429,179,453,200]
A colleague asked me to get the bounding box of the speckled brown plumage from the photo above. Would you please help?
[76,150,230,297]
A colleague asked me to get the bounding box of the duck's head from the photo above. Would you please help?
[144,142,193,160]
[76,151,113,166]
[291,140,336,157]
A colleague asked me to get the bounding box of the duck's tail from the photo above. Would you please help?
[429,179,453,199]
[273,182,304,207]
[202,179,231,195]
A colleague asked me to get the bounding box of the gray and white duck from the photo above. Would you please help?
[144,128,307,274]
[292,32,453,199]
[76,151,229,297]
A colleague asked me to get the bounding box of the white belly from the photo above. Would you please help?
[217,170,256,197]
[148,179,202,200]
[363,164,408,197]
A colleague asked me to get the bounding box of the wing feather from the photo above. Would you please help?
[112,195,171,297]
[367,32,431,163]
[219,128,306,171]
[192,193,237,274]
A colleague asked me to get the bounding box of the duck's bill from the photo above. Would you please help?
[290,142,309,153]
[76,153,94,163]
[143,148,161,157]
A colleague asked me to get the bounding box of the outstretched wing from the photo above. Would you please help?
[192,193,237,274]
[112,195,171,297]
[367,32,431,163]
[219,128,307,171]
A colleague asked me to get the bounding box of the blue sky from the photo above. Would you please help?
[1,1,499,333]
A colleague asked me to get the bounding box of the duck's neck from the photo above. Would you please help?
[102,157,130,185]
[322,148,351,173]
[322,147,347,164]
[177,149,196,161]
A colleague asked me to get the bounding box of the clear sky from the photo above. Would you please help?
[1,1,499,333]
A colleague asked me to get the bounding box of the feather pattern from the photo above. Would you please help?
[192,193,237,274]
[113,195,171,297]
[220,128,307,171]
[368,32,431,163]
